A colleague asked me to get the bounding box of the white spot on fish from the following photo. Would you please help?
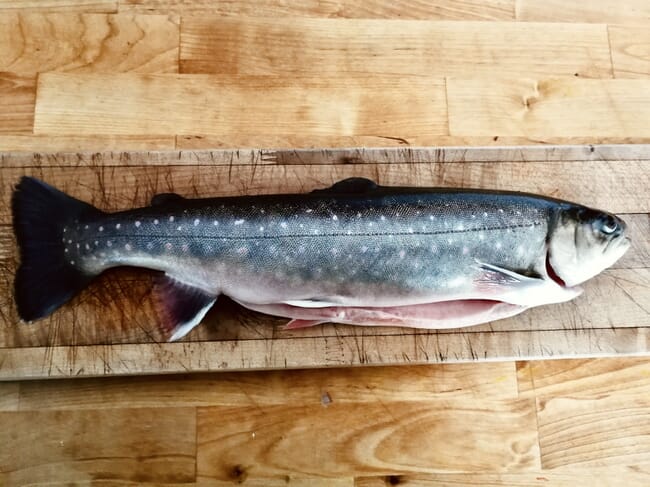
[64,248,69,253]
[299,223,304,229]
[182,244,189,253]
[146,243,153,250]
[125,243,132,251]
[416,210,421,216]
[479,233,485,241]
[213,221,218,226]
[517,246,524,255]
[194,219,200,226]
[169,216,175,222]
[305,209,312,213]
[85,244,90,250]
[447,238,453,244]
[380,215,386,221]
[399,250,406,259]
[456,224,465,231]
[368,222,374,227]
[331,248,338,255]
[471,214,476,219]
[94,241,99,246]
[165,243,172,251]
[234,220,245,225]
[237,247,248,255]
[496,242,502,250]
[431,245,438,253]
[63,228,67,233]
[357,212,362,218]
[260,209,265,214]
[361,246,368,253]
[177,226,182,231]
[516,210,522,216]
[76,243,80,249]
[313,229,320,235]
[99,252,106,257]
[91,255,97,260]
[483,212,488,218]
[498,209,504,213]
[135,221,141,227]
[280,222,287,229]
[298,246,305,254]
[332,215,338,221]
[116,223,121,229]
[84,225,89,230]
[449,276,465,288]
[153,219,159,225]
[99,226,104,232]
[259,226,264,232]
[68,239,72,244]
[462,246,469,255]
[70,260,75,265]
[106,241,112,247]
[408,227,414,233]
[346,230,352,235]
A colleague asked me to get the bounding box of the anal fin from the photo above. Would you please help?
[152,274,216,341]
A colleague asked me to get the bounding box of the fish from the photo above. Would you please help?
[12,176,630,340]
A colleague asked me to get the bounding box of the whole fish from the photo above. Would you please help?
[12,177,630,340]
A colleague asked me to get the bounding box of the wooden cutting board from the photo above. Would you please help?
[0,145,648,379]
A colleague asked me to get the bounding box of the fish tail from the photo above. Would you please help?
[12,176,102,322]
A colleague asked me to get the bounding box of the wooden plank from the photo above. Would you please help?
[120,0,515,20]
[0,407,196,484]
[177,135,650,149]
[180,18,611,78]
[33,74,448,137]
[196,398,539,479]
[202,479,352,487]
[2,327,650,379]
[16,363,518,410]
[0,0,116,12]
[447,78,650,137]
[609,25,650,78]
[0,135,175,152]
[516,0,650,24]
[356,471,650,486]
[0,13,179,74]
[0,73,35,134]
[537,395,650,469]
[526,358,650,399]
[4,145,650,167]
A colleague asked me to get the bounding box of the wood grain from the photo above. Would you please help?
[33,74,448,136]
[0,135,175,152]
[180,18,611,78]
[447,78,650,137]
[356,471,650,486]
[196,399,539,479]
[0,73,35,134]
[516,0,650,24]
[537,395,650,469]
[120,0,515,20]
[0,13,179,74]
[176,135,650,150]
[16,362,518,410]
[525,358,650,399]
[609,25,650,78]
[0,0,116,12]
[0,382,19,411]
[0,407,196,484]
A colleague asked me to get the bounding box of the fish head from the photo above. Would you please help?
[547,207,631,287]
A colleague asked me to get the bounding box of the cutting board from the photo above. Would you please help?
[0,145,648,379]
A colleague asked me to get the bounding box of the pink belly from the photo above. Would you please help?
[235,299,529,330]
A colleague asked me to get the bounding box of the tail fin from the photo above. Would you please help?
[12,177,102,322]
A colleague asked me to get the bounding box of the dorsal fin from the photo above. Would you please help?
[151,192,186,206]
[312,178,379,195]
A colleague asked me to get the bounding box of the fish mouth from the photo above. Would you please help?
[545,252,567,288]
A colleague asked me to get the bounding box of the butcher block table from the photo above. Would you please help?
[2,1,650,485]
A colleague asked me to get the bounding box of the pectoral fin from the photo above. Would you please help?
[152,274,217,341]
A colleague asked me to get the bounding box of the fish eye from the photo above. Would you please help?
[596,215,619,235]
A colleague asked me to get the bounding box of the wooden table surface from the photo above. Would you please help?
[1,0,650,485]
